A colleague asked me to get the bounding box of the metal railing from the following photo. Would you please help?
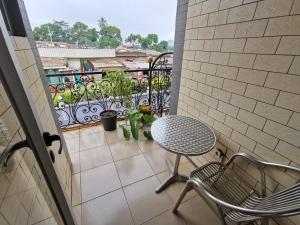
[46,52,173,128]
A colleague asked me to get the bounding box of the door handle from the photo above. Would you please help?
[43,132,63,154]
[0,140,29,167]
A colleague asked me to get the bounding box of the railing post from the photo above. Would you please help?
[148,57,153,107]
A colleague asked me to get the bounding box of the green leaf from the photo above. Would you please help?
[143,114,156,123]
[131,125,139,140]
[143,131,153,141]
[119,125,131,141]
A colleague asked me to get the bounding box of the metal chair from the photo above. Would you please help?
[173,153,300,225]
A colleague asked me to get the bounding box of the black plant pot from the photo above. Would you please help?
[100,110,117,131]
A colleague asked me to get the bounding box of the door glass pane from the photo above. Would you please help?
[0,81,63,225]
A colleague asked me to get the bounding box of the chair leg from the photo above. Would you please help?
[216,205,227,225]
[173,183,193,213]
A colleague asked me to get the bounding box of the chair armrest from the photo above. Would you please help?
[225,153,300,196]
[188,177,300,217]
[226,152,300,173]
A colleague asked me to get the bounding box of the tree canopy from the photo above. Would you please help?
[33,18,172,52]
[125,33,169,52]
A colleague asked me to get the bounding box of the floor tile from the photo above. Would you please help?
[142,209,186,225]
[80,125,104,136]
[65,136,80,153]
[143,148,176,174]
[72,205,81,225]
[63,129,79,139]
[124,176,173,225]
[70,153,80,174]
[81,163,121,202]
[138,140,160,152]
[82,189,133,225]
[178,196,221,225]
[80,132,107,151]
[72,173,81,206]
[109,140,141,161]
[115,155,154,186]
[104,127,124,144]
[80,145,113,171]
[157,170,197,204]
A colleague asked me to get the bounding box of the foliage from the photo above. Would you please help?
[33,20,98,47]
[33,20,70,42]
[97,17,122,48]
[143,131,153,140]
[125,33,169,52]
[151,75,171,92]
[103,70,133,109]
[120,110,156,141]
[143,114,156,124]
[125,34,142,48]
[33,18,172,51]
[97,36,120,48]
[53,84,97,106]
[153,40,169,52]
[138,105,151,114]
[119,124,131,140]
[140,34,158,49]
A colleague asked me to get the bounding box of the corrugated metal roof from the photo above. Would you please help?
[116,48,161,57]
[41,57,67,69]
[122,61,149,70]
[38,47,115,58]
[90,59,123,68]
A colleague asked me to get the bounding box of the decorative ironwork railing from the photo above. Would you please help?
[46,52,173,128]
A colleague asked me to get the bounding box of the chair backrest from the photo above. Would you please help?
[254,182,300,217]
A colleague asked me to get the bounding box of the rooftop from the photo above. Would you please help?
[38,47,116,58]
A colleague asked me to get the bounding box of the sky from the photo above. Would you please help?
[23,0,177,42]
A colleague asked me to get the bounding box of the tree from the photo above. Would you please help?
[86,28,99,43]
[153,40,169,52]
[97,17,122,48]
[97,36,120,48]
[138,34,158,49]
[32,19,171,51]
[33,20,70,42]
[125,34,141,48]
[69,22,89,46]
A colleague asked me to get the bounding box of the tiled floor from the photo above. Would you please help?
[64,124,221,225]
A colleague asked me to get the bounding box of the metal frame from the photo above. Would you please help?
[152,116,216,193]
[155,154,189,193]
[173,153,300,225]
[0,11,76,225]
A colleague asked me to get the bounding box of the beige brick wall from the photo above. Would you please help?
[180,1,300,224]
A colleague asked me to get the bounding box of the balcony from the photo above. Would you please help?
[64,124,219,225]
[1,1,300,225]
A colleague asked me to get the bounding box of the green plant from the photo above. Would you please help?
[103,70,133,109]
[151,75,170,92]
[119,110,156,141]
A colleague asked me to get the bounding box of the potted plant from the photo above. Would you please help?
[119,110,156,141]
[100,70,133,131]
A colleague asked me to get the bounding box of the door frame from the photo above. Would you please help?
[0,10,76,225]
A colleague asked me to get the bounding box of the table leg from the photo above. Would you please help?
[155,154,189,193]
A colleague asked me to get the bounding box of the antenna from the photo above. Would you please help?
[47,26,53,43]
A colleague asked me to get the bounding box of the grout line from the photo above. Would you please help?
[110,142,136,225]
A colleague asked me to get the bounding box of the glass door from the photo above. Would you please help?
[0,11,75,225]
